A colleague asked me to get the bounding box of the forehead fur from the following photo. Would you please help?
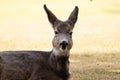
[54,22,72,33]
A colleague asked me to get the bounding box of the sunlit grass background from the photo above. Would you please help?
[0,0,120,80]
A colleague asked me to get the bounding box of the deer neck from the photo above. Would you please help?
[52,48,70,56]
[49,48,70,79]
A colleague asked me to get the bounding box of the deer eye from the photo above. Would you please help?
[55,31,58,34]
[69,32,73,35]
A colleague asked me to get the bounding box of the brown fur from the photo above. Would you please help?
[0,4,78,80]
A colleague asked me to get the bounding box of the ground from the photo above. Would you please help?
[0,0,120,80]
[70,53,120,80]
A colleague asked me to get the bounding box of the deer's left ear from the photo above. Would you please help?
[67,6,79,27]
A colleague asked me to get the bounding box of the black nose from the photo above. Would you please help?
[60,41,68,50]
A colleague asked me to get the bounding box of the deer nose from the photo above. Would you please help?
[60,41,68,50]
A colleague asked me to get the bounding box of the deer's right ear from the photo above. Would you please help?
[44,4,58,26]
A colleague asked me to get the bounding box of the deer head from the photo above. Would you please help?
[44,5,79,56]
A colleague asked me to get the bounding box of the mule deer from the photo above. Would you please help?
[0,4,79,80]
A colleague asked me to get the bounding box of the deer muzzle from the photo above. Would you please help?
[60,41,68,50]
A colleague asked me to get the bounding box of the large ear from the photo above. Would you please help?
[68,6,79,26]
[44,4,58,26]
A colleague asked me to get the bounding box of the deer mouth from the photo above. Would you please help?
[60,41,68,51]
[61,44,67,50]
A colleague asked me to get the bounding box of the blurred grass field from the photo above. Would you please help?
[0,0,120,80]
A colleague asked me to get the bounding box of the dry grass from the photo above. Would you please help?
[0,0,120,80]
[70,53,120,80]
